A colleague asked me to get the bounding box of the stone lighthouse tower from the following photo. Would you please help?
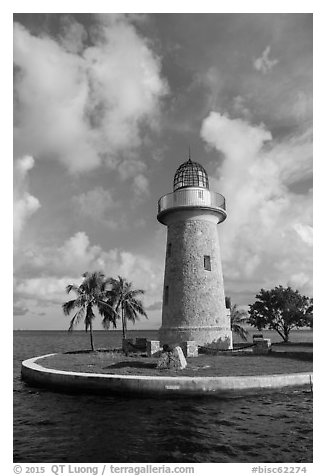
[157,155,232,349]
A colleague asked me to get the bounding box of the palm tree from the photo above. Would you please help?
[226,296,249,341]
[62,271,117,351]
[230,304,249,341]
[104,276,148,341]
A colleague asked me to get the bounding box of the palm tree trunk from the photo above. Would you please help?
[122,306,126,340]
[90,319,95,351]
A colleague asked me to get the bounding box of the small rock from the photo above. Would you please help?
[156,345,187,370]
[156,352,170,370]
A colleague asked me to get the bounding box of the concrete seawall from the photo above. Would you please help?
[21,354,313,397]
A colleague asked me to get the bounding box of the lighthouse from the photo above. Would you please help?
[157,154,232,349]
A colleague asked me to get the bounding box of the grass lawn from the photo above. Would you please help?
[37,347,313,378]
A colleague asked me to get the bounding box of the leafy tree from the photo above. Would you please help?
[62,271,117,351]
[226,296,249,341]
[104,276,148,340]
[306,301,313,329]
[248,285,313,342]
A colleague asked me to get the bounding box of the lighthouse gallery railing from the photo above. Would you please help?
[158,188,226,214]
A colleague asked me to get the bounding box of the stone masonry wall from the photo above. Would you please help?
[160,215,231,347]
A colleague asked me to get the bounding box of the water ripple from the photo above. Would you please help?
[14,331,313,463]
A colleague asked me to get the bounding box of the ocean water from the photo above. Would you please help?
[14,330,313,463]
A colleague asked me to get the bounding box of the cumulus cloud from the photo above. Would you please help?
[200,111,312,299]
[25,231,112,277]
[201,112,272,172]
[15,276,78,304]
[13,156,41,243]
[253,46,278,74]
[292,223,313,246]
[14,15,168,173]
[15,231,164,309]
[59,15,88,54]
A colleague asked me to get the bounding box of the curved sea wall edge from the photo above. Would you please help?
[21,353,313,397]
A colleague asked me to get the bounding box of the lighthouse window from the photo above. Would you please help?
[204,255,211,271]
[164,286,169,304]
[167,243,172,257]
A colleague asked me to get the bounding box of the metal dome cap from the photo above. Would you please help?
[173,157,209,191]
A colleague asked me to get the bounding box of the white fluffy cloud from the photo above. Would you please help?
[15,231,163,308]
[201,111,312,298]
[15,276,79,304]
[14,15,168,173]
[292,223,313,247]
[13,156,41,242]
[253,46,279,74]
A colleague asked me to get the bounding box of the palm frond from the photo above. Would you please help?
[129,298,148,317]
[231,324,249,341]
[123,302,137,323]
[65,284,80,295]
[62,299,79,316]
[102,314,117,329]
[230,304,249,341]
[124,298,148,323]
[85,274,148,333]
[97,299,119,317]
[125,289,145,299]
[68,307,85,331]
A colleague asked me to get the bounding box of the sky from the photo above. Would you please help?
[13,13,313,330]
